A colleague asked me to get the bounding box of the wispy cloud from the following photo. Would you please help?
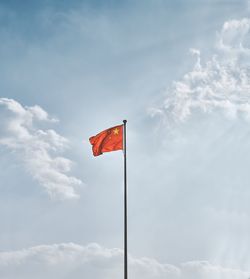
[149,18,250,127]
[0,98,82,200]
[0,242,248,279]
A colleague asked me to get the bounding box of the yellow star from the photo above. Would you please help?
[113,128,119,135]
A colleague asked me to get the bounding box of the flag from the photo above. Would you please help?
[89,124,123,156]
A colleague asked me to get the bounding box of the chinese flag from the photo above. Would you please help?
[89,125,123,156]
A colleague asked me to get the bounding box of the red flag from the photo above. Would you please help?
[89,124,123,156]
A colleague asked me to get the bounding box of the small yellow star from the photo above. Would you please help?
[113,128,119,135]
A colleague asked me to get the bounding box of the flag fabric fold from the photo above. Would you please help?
[89,124,123,156]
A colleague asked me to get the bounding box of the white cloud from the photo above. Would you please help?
[149,18,250,127]
[0,98,82,200]
[218,18,250,51]
[0,243,248,279]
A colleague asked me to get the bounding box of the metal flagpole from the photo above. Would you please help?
[123,120,128,279]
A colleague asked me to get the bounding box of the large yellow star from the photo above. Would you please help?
[113,128,119,135]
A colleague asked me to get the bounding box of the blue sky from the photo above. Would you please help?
[0,0,250,278]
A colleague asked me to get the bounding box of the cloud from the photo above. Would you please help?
[149,18,250,127]
[143,16,250,267]
[0,98,82,200]
[0,242,248,279]
[218,18,250,51]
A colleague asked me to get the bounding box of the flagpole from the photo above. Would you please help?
[123,119,128,279]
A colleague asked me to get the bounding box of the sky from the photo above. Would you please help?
[0,0,250,278]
